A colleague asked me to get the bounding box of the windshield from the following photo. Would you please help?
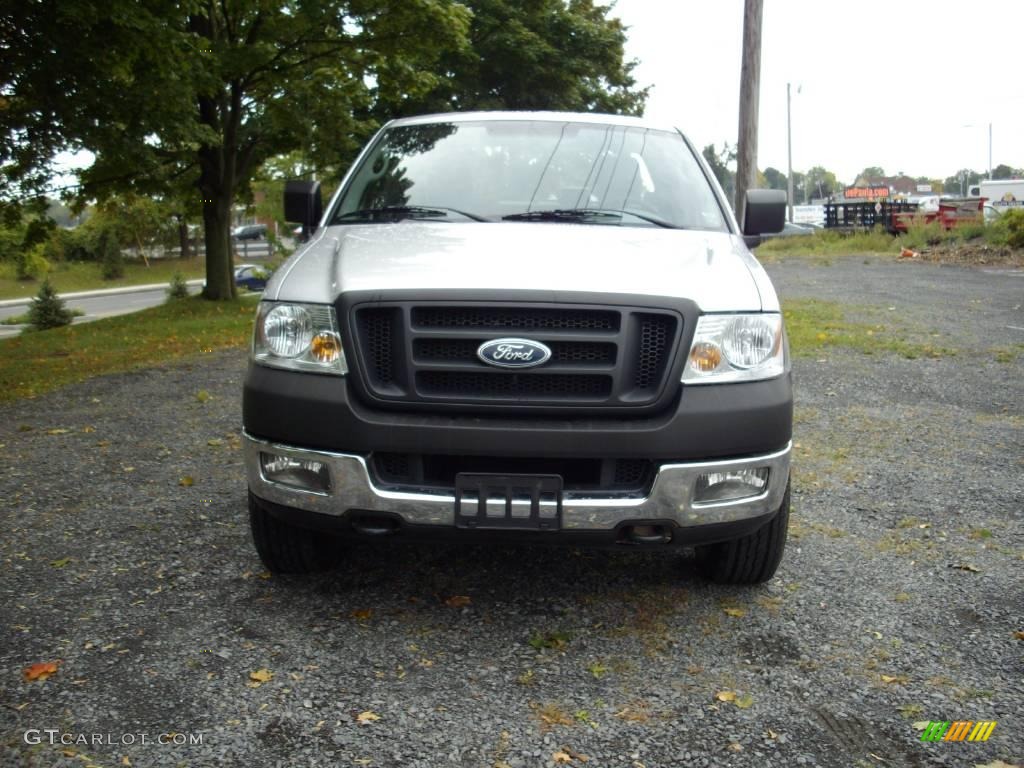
[331,120,729,231]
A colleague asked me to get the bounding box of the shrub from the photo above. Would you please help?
[15,243,50,280]
[28,279,73,330]
[167,271,189,299]
[999,209,1024,249]
[99,231,124,279]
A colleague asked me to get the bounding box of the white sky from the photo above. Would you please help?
[611,0,1024,183]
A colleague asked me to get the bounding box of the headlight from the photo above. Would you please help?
[252,302,348,375]
[682,313,785,384]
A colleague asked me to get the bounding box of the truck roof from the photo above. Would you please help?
[386,110,681,134]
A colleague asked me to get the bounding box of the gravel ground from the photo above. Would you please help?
[1,256,1021,768]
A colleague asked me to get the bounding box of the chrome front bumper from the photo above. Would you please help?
[243,432,791,531]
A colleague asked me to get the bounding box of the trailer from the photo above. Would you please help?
[824,198,983,232]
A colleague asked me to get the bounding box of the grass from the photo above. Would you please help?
[783,298,957,359]
[0,295,257,402]
[759,217,1022,262]
[0,258,207,300]
[2,308,85,325]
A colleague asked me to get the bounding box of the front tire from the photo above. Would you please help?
[248,492,340,574]
[696,481,790,584]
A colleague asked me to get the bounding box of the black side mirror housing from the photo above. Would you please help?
[742,188,787,247]
[284,180,323,238]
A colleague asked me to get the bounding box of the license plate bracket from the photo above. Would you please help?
[454,473,562,531]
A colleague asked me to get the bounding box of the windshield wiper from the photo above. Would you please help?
[501,208,677,228]
[335,205,488,223]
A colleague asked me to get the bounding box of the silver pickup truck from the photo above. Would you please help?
[243,111,791,583]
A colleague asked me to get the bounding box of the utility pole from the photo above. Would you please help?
[734,0,764,227]
[786,82,794,222]
[988,122,992,179]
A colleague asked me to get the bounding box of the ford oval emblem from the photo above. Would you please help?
[477,338,552,369]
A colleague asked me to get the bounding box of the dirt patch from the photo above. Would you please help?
[904,240,1024,267]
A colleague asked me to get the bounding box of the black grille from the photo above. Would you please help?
[352,302,681,411]
[412,307,618,331]
[371,453,654,493]
[614,458,651,486]
[360,309,397,386]
[414,338,615,365]
[635,314,673,390]
[417,371,611,399]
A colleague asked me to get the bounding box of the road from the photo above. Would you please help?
[0,281,205,339]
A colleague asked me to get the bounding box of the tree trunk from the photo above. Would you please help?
[199,147,237,300]
[177,217,191,260]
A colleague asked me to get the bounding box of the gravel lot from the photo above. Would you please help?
[1,256,1021,768]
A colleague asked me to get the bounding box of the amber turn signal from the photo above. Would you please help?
[311,331,341,363]
[689,342,722,373]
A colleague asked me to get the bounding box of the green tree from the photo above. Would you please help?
[992,164,1022,180]
[391,0,647,117]
[763,167,787,191]
[28,279,73,329]
[3,2,474,299]
[943,169,981,196]
[805,166,839,200]
[702,143,736,205]
[858,166,886,182]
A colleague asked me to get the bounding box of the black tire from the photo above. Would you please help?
[696,481,790,585]
[248,492,340,574]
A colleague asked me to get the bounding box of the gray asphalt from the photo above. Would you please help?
[0,254,1021,768]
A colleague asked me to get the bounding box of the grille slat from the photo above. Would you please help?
[353,303,680,410]
[412,307,618,331]
[414,338,615,366]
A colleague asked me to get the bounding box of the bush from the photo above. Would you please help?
[167,271,189,299]
[99,231,124,279]
[28,279,73,330]
[995,209,1024,249]
[15,243,50,280]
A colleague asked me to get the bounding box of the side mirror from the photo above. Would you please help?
[742,189,786,247]
[284,180,323,239]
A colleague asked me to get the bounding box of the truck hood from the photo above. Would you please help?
[269,221,778,312]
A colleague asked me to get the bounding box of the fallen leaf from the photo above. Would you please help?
[445,595,472,608]
[765,728,779,740]
[1013,631,1024,641]
[350,608,373,620]
[881,675,909,684]
[951,563,980,573]
[973,762,1021,768]
[248,668,273,686]
[50,557,72,568]
[196,390,212,403]
[121,757,131,766]
[911,721,930,731]
[735,694,754,709]
[46,428,70,435]
[553,751,572,765]
[356,710,380,724]
[728,742,743,752]
[723,607,746,618]
[715,691,736,703]
[82,426,96,434]
[23,660,61,682]
[207,438,223,447]
[179,476,194,487]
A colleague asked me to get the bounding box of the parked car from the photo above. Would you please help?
[234,263,269,291]
[232,223,267,241]
[243,111,790,584]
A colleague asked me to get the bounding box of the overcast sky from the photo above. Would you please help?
[611,0,1024,183]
